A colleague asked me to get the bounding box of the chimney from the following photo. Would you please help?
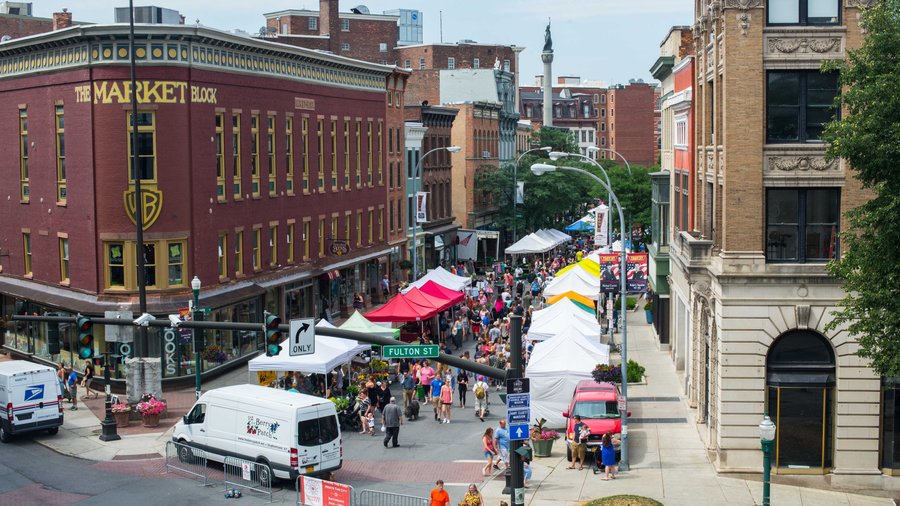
[53,8,72,31]
[319,0,340,51]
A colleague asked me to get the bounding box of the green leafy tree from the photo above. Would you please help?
[822,0,900,377]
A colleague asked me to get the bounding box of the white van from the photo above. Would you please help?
[0,360,64,442]
[172,385,341,481]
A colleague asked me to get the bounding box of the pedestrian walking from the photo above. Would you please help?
[82,360,98,399]
[601,430,619,480]
[401,371,416,411]
[66,366,79,411]
[473,375,489,421]
[440,380,453,423]
[481,427,498,476]
[381,397,403,448]
[57,363,68,402]
[381,274,390,298]
[419,360,436,402]
[429,480,450,506]
[494,419,510,468]
[457,368,469,409]
[567,415,589,470]
[430,375,444,421]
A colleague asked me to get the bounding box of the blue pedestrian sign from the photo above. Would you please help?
[509,423,530,441]
[507,407,530,424]
[506,393,530,409]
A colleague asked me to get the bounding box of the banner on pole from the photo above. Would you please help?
[626,252,649,293]
[456,229,478,261]
[515,181,525,205]
[593,204,608,247]
[415,192,428,223]
[598,253,620,292]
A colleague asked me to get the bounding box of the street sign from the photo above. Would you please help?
[383,345,439,359]
[618,396,626,412]
[289,318,316,356]
[507,407,530,424]
[506,377,530,395]
[506,393,530,409]
[509,423,530,441]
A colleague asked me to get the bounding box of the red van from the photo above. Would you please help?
[563,379,628,462]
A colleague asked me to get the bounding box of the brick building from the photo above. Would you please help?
[404,105,458,269]
[449,101,501,231]
[668,0,894,487]
[607,81,658,166]
[384,69,409,292]
[262,1,421,65]
[0,24,399,383]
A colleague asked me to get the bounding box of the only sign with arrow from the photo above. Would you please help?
[289,318,315,356]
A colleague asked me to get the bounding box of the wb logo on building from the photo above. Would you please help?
[24,385,44,402]
[124,188,163,231]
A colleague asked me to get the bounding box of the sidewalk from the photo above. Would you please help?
[480,311,896,506]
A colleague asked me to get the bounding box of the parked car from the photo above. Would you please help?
[0,360,64,443]
[172,385,341,481]
[562,379,628,462]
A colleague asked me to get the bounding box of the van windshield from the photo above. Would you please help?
[573,401,620,419]
[297,415,339,447]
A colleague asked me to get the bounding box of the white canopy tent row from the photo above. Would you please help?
[527,299,604,341]
[526,332,610,428]
[401,265,472,293]
[541,265,602,300]
[504,230,568,255]
[530,297,596,323]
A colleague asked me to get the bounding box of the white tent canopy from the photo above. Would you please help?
[248,320,370,374]
[543,229,572,243]
[542,265,601,300]
[527,333,610,428]
[532,298,596,323]
[504,233,556,255]
[401,266,471,293]
[534,229,565,247]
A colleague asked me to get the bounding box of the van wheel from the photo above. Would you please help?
[177,443,193,463]
[0,425,11,443]
[46,427,59,435]
[255,459,272,486]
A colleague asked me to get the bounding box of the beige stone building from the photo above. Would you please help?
[669,0,896,490]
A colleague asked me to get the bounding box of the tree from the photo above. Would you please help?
[822,0,900,377]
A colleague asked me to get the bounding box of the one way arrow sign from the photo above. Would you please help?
[289,318,315,356]
[509,423,529,441]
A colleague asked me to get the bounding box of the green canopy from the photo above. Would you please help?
[339,310,400,339]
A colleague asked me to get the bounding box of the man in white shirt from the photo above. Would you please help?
[473,375,490,421]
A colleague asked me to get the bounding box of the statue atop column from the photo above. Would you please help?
[543,21,552,52]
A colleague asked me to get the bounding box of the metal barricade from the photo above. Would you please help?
[164,441,212,485]
[223,456,273,503]
[353,489,429,506]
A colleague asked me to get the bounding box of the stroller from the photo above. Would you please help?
[338,399,362,432]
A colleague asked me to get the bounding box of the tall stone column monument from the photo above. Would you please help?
[541,21,554,127]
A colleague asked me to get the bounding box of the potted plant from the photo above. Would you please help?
[111,401,131,428]
[202,344,228,364]
[136,393,167,428]
[530,418,559,457]
[644,299,654,324]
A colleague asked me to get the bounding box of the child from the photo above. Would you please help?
[366,412,376,436]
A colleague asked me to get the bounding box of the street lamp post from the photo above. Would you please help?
[593,147,633,176]
[98,351,120,441]
[511,146,551,243]
[549,149,616,246]
[191,276,203,400]
[531,161,631,472]
[759,414,776,506]
[411,146,461,281]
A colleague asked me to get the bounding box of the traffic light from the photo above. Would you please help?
[264,312,282,357]
[76,315,93,360]
[47,322,60,355]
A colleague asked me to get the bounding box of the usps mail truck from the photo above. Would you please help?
[173,384,341,481]
[0,360,64,442]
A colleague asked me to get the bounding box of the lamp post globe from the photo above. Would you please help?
[759,414,776,506]
[190,276,202,400]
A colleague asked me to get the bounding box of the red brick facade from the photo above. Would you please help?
[608,83,657,166]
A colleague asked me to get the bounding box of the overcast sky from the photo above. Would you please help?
[33,0,693,86]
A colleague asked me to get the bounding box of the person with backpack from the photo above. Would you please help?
[473,375,489,421]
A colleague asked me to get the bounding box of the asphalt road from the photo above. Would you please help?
[0,335,509,505]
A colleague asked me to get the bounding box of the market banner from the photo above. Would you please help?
[598,253,620,292]
[626,253,649,293]
[456,229,478,261]
[415,192,428,223]
[516,181,525,204]
[593,204,608,247]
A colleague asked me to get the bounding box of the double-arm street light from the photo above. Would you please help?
[412,145,461,281]
[531,161,631,472]
[593,146,633,175]
[511,146,552,243]
[549,149,618,245]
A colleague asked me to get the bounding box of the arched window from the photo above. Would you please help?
[766,330,835,471]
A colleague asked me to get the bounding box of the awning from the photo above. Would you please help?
[475,230,500,239]
[364,293,440,322]
[423,222,461,236]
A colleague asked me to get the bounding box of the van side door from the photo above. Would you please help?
[182,403,208,448]
[317,406,341,471]
[295,407,322,474]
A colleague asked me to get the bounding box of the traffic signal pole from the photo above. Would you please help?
[508,314,525,506]
[13,315,509,381]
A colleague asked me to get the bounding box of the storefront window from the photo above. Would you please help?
[286,283,313,320]
[882,379,899,472]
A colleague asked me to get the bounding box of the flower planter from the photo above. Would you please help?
[141,413,160,428]
[532,438,555,457]
[114,411,131,428]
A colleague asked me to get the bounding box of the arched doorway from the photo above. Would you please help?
[765,330,835,472]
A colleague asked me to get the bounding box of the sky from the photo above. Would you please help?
[32,1,693,86]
